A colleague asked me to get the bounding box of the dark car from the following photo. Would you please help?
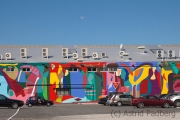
[161,93,179,100]
[98,96,108,105]
[132,95,174,108]
[26,96,53,107]
[0,94,24,109]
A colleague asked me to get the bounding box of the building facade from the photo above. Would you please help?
[0,45,180,103]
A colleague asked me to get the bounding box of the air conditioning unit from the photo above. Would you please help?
[119,51,125,56]
[20,48,27,58]
[5,53,12,60]
[168,50,175,58]
[62,48,68,58]
[92,52,98,59]
[156,50,164,58]
[73,53,78,59]
[101,52,107,58]
[0,55,2,60]
[137,46,145,53]
[81,48,88,57]
[42,48,48,58]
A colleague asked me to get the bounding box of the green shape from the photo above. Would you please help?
[43,77,48,99]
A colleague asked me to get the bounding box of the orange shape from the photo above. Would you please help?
[135,69,142,77]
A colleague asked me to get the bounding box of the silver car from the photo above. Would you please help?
[111,94,134,106]
[169,93,180,107]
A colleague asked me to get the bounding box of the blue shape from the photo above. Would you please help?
[18,72,26,82]
[170,62,179,74]
[0,76,10,97]
[70,71,86,98]
[121,68,129,81]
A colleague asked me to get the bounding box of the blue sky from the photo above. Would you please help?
[0,0,180,45]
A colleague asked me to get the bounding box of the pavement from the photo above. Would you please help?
[0,104,180,120]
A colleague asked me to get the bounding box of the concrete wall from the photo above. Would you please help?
[0,61,180,103]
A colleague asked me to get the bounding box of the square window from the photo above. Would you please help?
[73,68,77,71]
[69,68,72,71]
[11,68,15,71]
[92,68,97,71]
[22,68,26,71]
[6,68,11,72]
[88,68,91,71]
[27,68,30,72]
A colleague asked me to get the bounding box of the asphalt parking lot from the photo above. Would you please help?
[0,104,180,120]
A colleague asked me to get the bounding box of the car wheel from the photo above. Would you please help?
[28,103,32,107]
[117,102,122,106]
[163,102,170,108]
[137,102,144,108]
[174,100,180,107]
[11,102,18,109]
[46,102,50,107]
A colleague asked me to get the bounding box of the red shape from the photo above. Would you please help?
[120,63,133,75]
[50,63,60,73]
[163,74,167,81]
[140,80,148,94]
[121,86,130,92]
[113,82,120,89]
[49,82,58,102]
[82,74,88,88]
[156,71,161,89]
[0,69,25,97]
[133,85,136,96]
[75,98,81,101]
[102,72,106,90]
[102,89,107,95]
[62,95,74,101]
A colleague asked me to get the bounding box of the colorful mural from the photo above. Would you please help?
[0,61,180,103]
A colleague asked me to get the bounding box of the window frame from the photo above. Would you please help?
[68,67,78,72]
[87,67,97,72]
[6,67,15,72]
[108,67,117,72]
[22,68,31,72]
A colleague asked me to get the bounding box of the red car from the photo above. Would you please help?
[132,95,174,108]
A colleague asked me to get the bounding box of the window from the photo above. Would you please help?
[56,88,70,95]
[149,96,157,100]
[108,67,117,72]
[6,67,15,72]
[100,67,108,72]
[69,67,78,72]
[119,95,126,98]
[22,68,31,72]
[0,96,5,100]
[87,67,97,72]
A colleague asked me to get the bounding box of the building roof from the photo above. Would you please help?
[0,44,180,63]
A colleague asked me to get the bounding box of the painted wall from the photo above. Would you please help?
[0,61,180,103]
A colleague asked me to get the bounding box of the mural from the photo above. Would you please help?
[0,61,180,103]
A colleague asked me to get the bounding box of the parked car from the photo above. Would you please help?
[161,93,179,100]
[0,94,24,109]
[26,96,53,107]
[111,94,134,106]
[132,95,174,108]
[107,92,124,106]
[168,93,180,107]
[98,96,108,105]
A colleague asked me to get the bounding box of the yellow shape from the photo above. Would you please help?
[2,67,19,80]
[0,63,18,66]
[58,65,62,74]
[65,69,69,76]
[129,65,151,85]
[50,73,60,88]
[56,96,62,103]
[161,68,172,94]
[150,67,156,80]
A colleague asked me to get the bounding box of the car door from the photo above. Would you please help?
[143,96,152,106]
[148,96,158,106]
[126,95,133,105]
[31,96,37,105]
[119,95,127,104]
[0,95,11,107]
